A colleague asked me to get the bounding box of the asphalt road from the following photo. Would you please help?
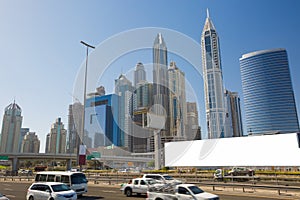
[0,181,298,200]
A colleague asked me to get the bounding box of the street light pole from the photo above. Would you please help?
[78,41,95,170]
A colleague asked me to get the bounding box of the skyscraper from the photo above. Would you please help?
[45,118,67,154]
[0,101,23,153]
[224,90,243,137]
[132,108,152,153]
[240,48,299,134]
[134,62,146,87]
[186,102,201,140]
[168,61,187,139]
[153,33,169,117]
[152,33,171,169]
[21,132,40,153]
[19,128,30,152]
[67,102,82,154]
[134,61,151,111]
[201,9,227,139]
[135,81,153,110]
[115,74,134,148]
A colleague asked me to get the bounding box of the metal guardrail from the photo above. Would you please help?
[198,181,300,195]
[1,174,300,196]
[0,175,34,181]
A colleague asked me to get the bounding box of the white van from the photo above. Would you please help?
[35,171,88,195]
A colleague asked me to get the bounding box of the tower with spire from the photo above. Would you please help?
[0,100,23,153]
[153,33,169,117]
[201,9,227,139]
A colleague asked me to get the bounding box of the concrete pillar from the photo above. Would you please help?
[154,130,161,170]
[12,157,18,176]
[66,158,72,171]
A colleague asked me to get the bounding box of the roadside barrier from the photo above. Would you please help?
[1,173,300,196]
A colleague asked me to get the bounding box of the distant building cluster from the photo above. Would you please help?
[80,33,202,156]
[0,10,299,157]
[0,101,40,153]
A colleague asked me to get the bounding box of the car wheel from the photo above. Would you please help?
[125,189,132,197]
[29,196,34,200]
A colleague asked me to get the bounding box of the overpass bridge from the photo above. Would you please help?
[0,153,77,173]
[0,153,153,173]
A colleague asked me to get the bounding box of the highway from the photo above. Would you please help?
[0,181,298,200]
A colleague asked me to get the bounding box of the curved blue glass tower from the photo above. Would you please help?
[240,48,299,134]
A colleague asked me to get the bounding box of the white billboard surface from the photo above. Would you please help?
[165,133,300,167]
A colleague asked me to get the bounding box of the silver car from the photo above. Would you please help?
[26,182,77,200]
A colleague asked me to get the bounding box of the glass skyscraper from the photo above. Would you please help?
[85,93,120,147]
[201,10,227,139]
[240,48,299,134]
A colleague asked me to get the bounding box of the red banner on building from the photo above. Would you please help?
[79,155,86,165]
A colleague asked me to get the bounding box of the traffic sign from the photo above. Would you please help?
[86,152,101,160]
[91,151,101,158]
[0,156,8,161]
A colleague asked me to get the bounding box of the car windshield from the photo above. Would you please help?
[71,173,88,184]
[0,193,4,197]
[188,186,204,194]
[51,184,71,192]
[163,175,174,180]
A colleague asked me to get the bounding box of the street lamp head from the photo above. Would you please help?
[80,41,95,49]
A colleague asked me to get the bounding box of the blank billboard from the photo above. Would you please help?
[165,133,300,167]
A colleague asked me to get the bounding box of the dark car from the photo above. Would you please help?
[228,167,255,176]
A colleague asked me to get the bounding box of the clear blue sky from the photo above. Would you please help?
[0,0,299,152]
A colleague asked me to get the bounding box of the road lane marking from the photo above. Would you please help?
[103,190,116,193]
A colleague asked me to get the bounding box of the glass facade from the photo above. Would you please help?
[240,48,299,134]
[85,94,120,147]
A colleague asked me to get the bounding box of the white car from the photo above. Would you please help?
[0,193,9,200]
[142,174,182,184]
[120,178,162,196]
[147,184,219,200]
[26,182,77,200]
